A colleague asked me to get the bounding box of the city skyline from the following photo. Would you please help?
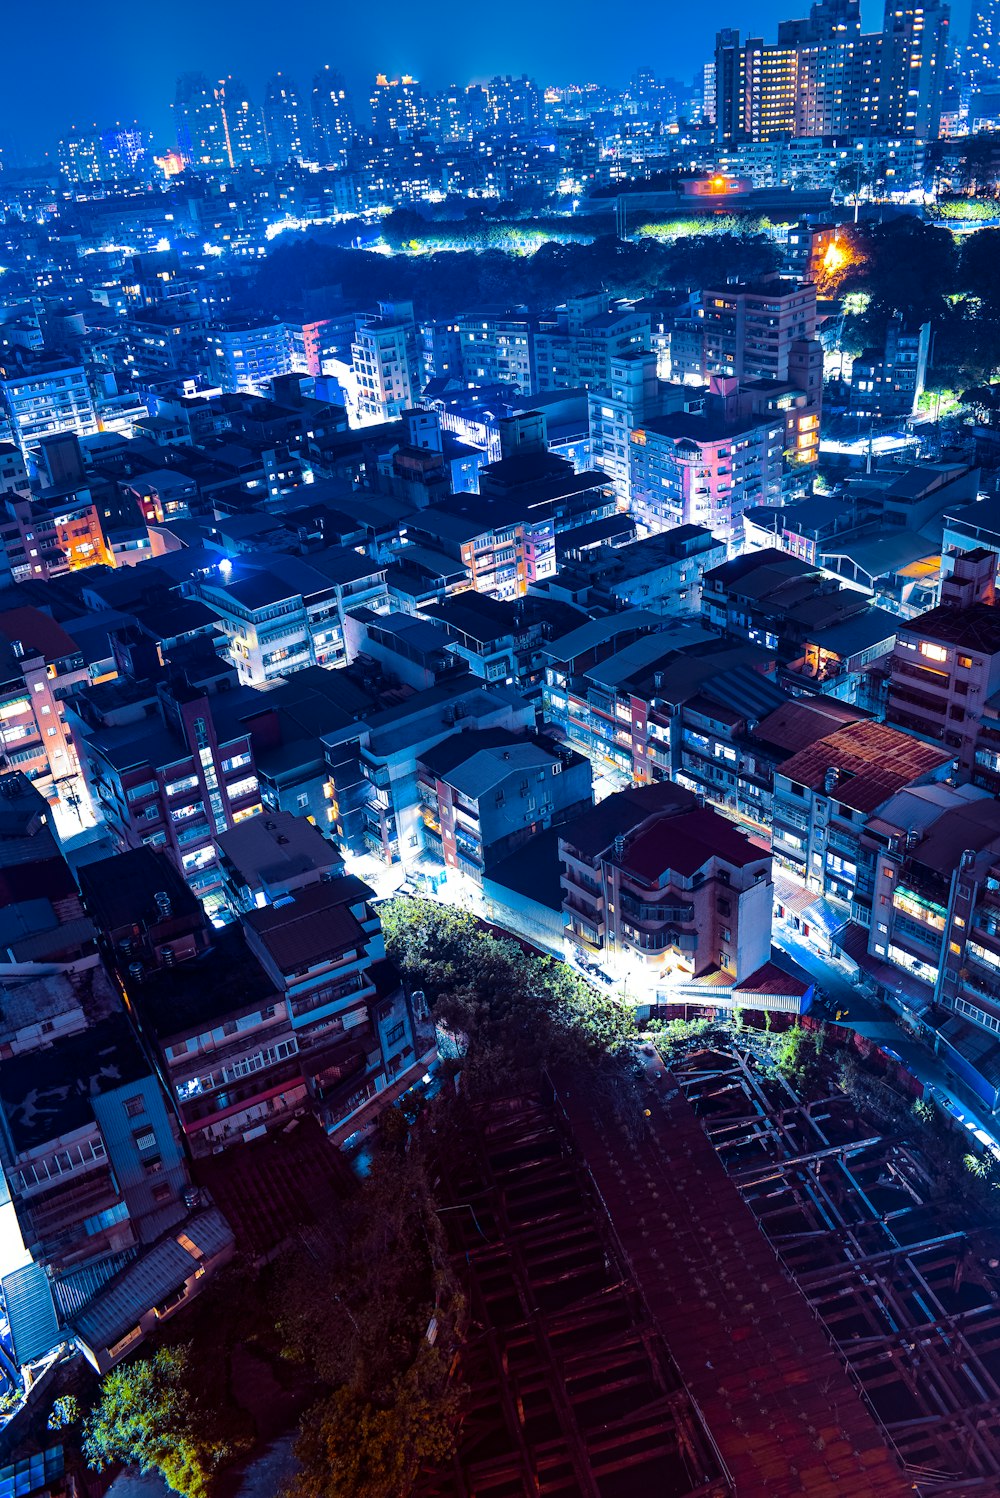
[0,0,975,160]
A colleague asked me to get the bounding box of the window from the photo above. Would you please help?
[919,642,948,663]
[958,655,973,670]
[123,1095,145,1118]
[386,1021,406,1045]
[297,793,309,809]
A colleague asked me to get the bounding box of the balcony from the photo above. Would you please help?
[620,893,694,924]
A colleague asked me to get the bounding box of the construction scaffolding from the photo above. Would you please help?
[416,1092,731,1498]
[674,1043,1000,1495]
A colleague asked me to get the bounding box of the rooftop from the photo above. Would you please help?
[420,728,564,801]
[216,812,341,890]
[620,805,765,882]
[79,846,201,935]
[778,719,951,814]
[0,1013,146,1153]
[135,925,277,1040]
[559,782,696,861]
[244,879,371,977]
[902,600,1000,655]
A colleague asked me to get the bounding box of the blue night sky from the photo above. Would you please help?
[0,0,974,160]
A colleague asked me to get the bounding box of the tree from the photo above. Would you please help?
[83,1345,231,1498]
[291,1348,461,1498]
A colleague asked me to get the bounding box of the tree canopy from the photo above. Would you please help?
[83,1345,233,1498]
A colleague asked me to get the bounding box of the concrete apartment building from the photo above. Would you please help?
[195,549,388,685]
[587,350,701,509]
[0,607,88,801]
[415,727,592,883]
[558,782,773,986]
[771,718,952,941]
[455,310,536,395]
[887,549,1000,779]
[0,352,98,456]
[534,295,651,393]
[351,301,418,423]
[629,383,786,545]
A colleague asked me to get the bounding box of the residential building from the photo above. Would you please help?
[216,809,342,915]
[558,782,773,985]
[206,319,295,396]
[0,1012,189,1288]
[70,648,264,903]
[887,549,1000,777]
[195,550,387,685]
[455,311,536,395]
[588,351,701,508]
[322,677,534,868]
[243,877,416,1131]
[0,608,88,802]
[415,728,592,882]
[351,302,418,423]
[629,387,786,545]
[0,354,98,458]
[849,318,931,418]
[0,770,99,971]
[771,718,952,938]
[534,296,651,393]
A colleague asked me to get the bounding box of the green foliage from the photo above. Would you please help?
[928,196,1000,222]
[47,1394,79,1430]
[772,1023,810,1084]
[83,1345,232,1498]
[292,1348,461,1498]
[648,1015,718,1057]
[380,896,635,1070]
[245,226,780,323]
[276,1074,466,1498]
[911,1096,936,1126]
[276,1147,443,1397]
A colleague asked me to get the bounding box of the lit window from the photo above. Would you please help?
[919,642,948,663]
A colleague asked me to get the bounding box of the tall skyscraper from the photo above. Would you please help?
[312,67,354,164]
[878,1,950,137]
[173,73,228,170]
[370,74,428,142]
[263,74,305,163]
[217,78,268,167]
[714,0,949,142]
[964,0,1000,120]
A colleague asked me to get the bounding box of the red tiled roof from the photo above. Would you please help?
[621,806,764,881]
[753,697,864,754]
[777,719,950,814]
[735,960,811,999]
[0,607,80,663]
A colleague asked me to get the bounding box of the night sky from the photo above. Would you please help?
[0,0,973,160]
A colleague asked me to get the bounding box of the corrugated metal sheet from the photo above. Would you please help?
[2,1263,60,1366]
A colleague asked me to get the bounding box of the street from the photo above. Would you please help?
[774,920,1000,1160]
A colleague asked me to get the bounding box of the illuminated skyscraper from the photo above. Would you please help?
[263,74,305,163]
[964,0,1000,118]
[218,77,268,167]
[58,127,101,183]
[485,75,542,135]
[312,67,354,165]
[714,0,949,142]
[173,72,228,170]
[370,74,428,142]
[878,1,950,137]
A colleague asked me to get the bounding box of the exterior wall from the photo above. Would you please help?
[0,367,98,455]
[888,630,1000,777]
